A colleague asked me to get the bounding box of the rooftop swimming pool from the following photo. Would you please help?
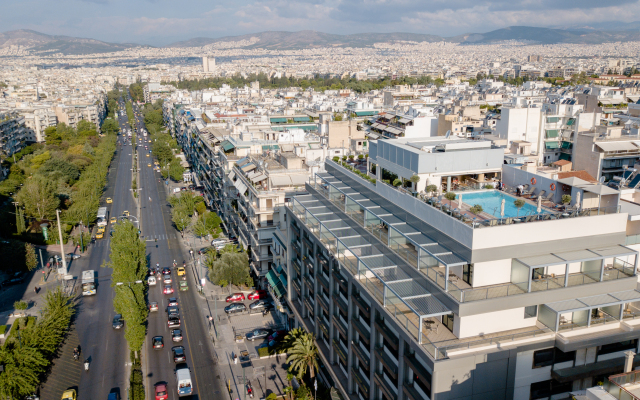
[459,190,548,218]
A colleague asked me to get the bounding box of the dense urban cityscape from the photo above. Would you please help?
[6,8,640,400]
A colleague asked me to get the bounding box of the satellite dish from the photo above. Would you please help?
[445,130,451,139]
[599,176,606,183]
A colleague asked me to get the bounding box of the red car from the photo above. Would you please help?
[226,293,245,302]
[247,290,268,300]
[163,285,174,295]
[155,383,168,400]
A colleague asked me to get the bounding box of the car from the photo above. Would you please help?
[123,210,130,217]
[149,301,159,312]
[179,280,188,291]
[66,253,81,260]
[225,293,245,302]
[148,276,156,286]
[163,285,174,295]
[211,239,227,246]
[152,336,164,349]
[268,330,288,342]
[95,231,104,239]
[215,243,227,251]
[163,275,172,284]
[249,299,273,311]
[110,216,118,224]
[172,346,186,363]
[247,290,268,300]
[168,297,178,307]
[171,329,183,342]
[112,314,124,329]
[146,153,150,157]
[61,389,77,400]
[106,197,113,204]
[147,163,152,167]
[97,225,106,233]
[177,267,186,276]
[166,305,179,315]
[198,247,214,255]
[224,303,247,315]
[162,267,171,275]
[154,383,168,400]
[168,316,181,328]
[107,391,121,400]
[246,328,272,341]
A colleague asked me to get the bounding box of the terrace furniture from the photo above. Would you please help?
[531,190,546,201]
[504,218,513,225]
[488,219,498,227]
[524,215,535,222]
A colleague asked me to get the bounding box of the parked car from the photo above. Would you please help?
[224,303,247,315]
[247,290,268,300]
[211,239,227,246]
[249,299,273,311]
[268,330,288,342]
[152,336,164,349]
[172,346,186,363]
[148,276,157,286]
[225,293,245,302]
[246,328,272,341]
[149,302,159,312]
[112,314,124,329]
[171,329,183,342]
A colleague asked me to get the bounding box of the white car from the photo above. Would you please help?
[211,239,227,246]
[148,276,157,286]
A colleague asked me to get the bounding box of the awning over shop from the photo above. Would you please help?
[265,270,286,298]
[221,140,235,152]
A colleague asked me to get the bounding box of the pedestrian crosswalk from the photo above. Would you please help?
[144,233,178,241]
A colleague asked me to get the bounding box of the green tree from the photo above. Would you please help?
[514,199,525,217]
[104,220,148,355]
[16,174,59,220]
[444,192,457,207]
[25,243,37,271]
[101,118,120,135]
[172,206,190,237]
[169,158,185,182]
[208,251,251,287]
[286,333,319,379]
[44,126,61,145]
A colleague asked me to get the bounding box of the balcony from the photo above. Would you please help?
[374,319,399,351]
[303,297,315,314]
[317,294,330,312]
[352,367,370,399]
[333,291,348,314]
[332,339,348,364]
[292,279,302,296]
[352,341,370,368]
[332,268,348,290]
[303,274,314,291]
[317,272,330,291]
[353,293,371,320]
[374,346,399,380]
[374,372,397,400]
[318,318,330,338]
[333,314,349,337]
[403,382,428,400]
[351,316,371,347]
[292,258,302,276]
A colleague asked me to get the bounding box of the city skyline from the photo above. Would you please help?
[2,0,640,46]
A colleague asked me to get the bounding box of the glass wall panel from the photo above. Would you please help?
[511,259,530,292]
[582,259,602,281]
[538,305,557,331]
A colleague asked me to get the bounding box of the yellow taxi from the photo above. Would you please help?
[177,266,186,276]
[147,163,152,167]
[110,217,117,224]
[146,153,150,157]
[106,197,113,204]
[95,231,104,239]
[123,210,130,217]
[154,161,159,166]
[62,389,77,400]
[97,225,106,233]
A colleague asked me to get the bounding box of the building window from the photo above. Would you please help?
[554,349,576,365]
[463,264,473,285]
[524,305,537,319]
[442,314,454,333]
[530,379,573,400]
[532,348,554,368]
[598,339,638,356]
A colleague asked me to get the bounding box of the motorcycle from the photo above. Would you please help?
[247,383,254,398]
[84,359,90,371]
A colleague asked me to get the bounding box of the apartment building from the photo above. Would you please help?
[281,155,640,400]
[0,111,33,157]
[21,107,57,142]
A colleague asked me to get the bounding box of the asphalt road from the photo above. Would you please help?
[72,96,134,399]
[131,101,226,400]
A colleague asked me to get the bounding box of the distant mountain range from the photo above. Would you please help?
[0,29,144,55]
[4,25,640,55]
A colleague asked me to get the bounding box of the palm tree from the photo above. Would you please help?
[286,333,319,379]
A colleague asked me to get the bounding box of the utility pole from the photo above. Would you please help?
[56,209,68,275]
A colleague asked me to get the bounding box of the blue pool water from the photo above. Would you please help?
[459,190,548,218]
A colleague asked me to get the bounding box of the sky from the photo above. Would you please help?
[2,0,640,46]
